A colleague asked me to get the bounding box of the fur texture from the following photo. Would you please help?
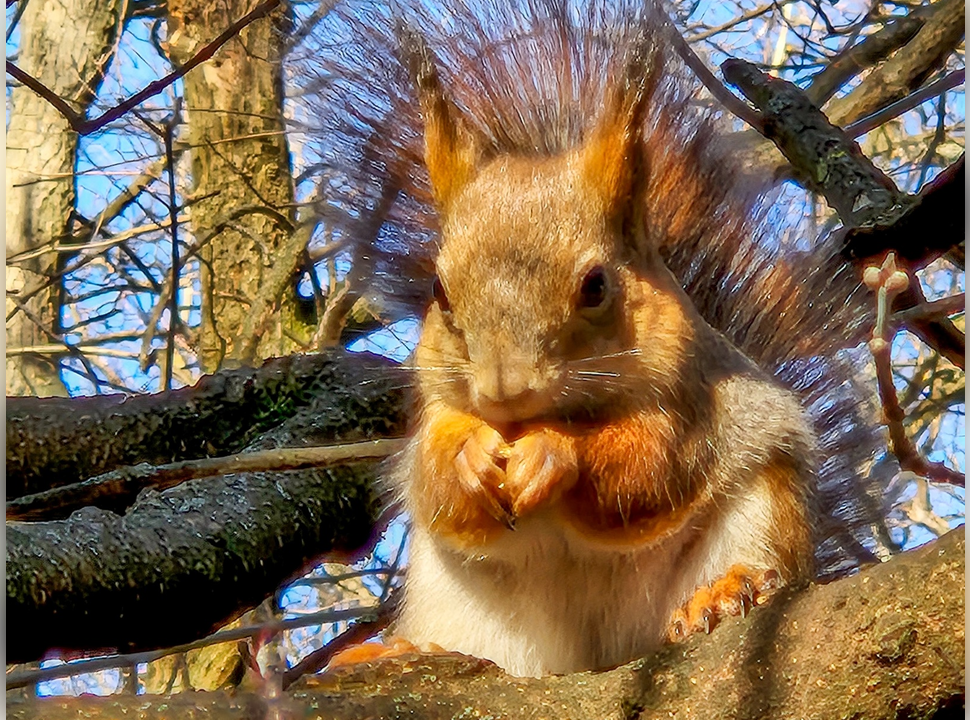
[293,0,892,677]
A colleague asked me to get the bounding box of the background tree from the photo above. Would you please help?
[5,0,125,396]
[5,0,964,713]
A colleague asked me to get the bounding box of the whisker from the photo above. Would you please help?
[568,348,643,364]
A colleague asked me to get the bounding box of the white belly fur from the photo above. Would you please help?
[397,477,779,677]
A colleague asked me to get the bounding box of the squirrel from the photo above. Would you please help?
[305,0,891,678]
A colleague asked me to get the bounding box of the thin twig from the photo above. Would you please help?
[686,1,784,43]
[281,590,402,689]
[4,605,376,691]
[6,438,408,521]
[5,0,281,136]
[893,294,965,324]
[845,69,965,138]
[864,254,965,487]
[665,23,765,131]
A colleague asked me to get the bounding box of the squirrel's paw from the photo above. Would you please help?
[506,428,579,517]
[326,636,439,671]
[666,565,781,642]
[455,424,515,528]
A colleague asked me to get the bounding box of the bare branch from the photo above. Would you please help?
[4,0,281,135]
[7,439,407,521]
[864,254,965,486]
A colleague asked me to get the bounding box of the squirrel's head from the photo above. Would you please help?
[403,27,691,427]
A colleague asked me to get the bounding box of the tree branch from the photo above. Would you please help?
[6,350,410,663]
[7,528,964,718]
[824,0,965,128]
[6,438,407,521]
[6,349,405,499]
[4,0,281,136]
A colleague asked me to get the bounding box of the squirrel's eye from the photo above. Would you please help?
[578,266,609,310]
[432,275,451,313]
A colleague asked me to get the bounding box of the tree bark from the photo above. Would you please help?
[5,0,126,396]
[727,0,965,186]
[823,0,966,128]
[7,527,964,719]
[166,0,309,372]
[6,352,407,664]
[6,349,404,500]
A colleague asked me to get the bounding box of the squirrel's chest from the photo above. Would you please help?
[399,517,696,675]
[560,410,714,543]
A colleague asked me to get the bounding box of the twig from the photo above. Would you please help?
[6,438,407,521]
[281,590,402,689]
[4,605,377,691]
[137,104,184,390]
[288,568,403,588]
[845,69,965,138]
[5,0,281,136]
[686,1,784,43]
[864,254,965,487]
[893,294,965,324]
[665,24,765,132]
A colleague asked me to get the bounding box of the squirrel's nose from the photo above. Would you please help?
[473,357,546,422]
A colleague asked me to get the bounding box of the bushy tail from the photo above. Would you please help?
[289,0,894,574]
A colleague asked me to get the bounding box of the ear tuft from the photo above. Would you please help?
[580,29,661,218]
[398,23,481,213]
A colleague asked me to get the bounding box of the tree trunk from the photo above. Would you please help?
[5,0,125,396]
[166,0,309,373]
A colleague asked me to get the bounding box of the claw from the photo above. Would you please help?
[455,444,515,529]
[672,618,685,639]
[741,576,756,596]
[702,607,714,634]
[667,564,783,643]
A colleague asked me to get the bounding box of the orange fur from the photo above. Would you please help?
[386,8,821,676]
[327,637,423,669]
[760,454,817,580]
[667,565,782,641]
[562,409,711,545]
[410,401,512,547]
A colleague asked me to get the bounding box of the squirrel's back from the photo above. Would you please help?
[294,0,891,575]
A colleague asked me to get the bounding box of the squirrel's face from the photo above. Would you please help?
[411,45,692,427]
[419,154,662,427]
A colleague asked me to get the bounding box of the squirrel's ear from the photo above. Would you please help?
[580,33,659,218]
[399,24,481,212]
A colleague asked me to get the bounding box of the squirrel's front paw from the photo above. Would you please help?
[506,428,579,517]
[666,565,781,642]
[455,424,515,528]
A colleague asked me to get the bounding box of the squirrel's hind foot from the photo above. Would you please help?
[666,565,781,642]
[326,636,444,671]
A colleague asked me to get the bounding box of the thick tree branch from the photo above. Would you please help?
[824,0,965,128]
[723,0,963,184]
[7,527,964,719]
[6,461,383,665]
[806,9,929,106]
[6,350,409,664]
[6,349,404,499]
[722,57,906,226]
[842,154,965,270]
[723,60,964,370]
